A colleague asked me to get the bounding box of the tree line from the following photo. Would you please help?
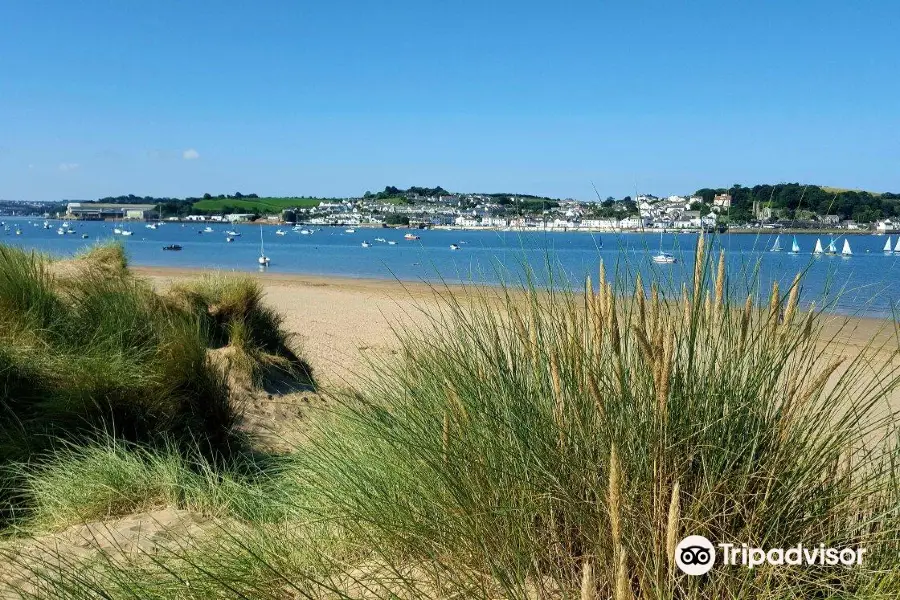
[693,184,900,224]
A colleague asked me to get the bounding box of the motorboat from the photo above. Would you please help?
[450,244,460,250]
[275,230,286,236]
[361,241,371,248]
[345,228,356,233]
[163,244,183,251]
[404,233,420,240]
[652,252,677,264]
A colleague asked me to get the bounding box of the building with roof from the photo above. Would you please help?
[66,203,157,220]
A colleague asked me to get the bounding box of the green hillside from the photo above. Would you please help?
[191,197,324,214]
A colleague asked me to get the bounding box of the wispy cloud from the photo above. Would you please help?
[182,148,200,160]
[58,162,79,172]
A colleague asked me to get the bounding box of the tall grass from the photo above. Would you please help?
[3,240,899,598]
[295,238,900,597]
[168,274,313,388]
[0,244,312,526]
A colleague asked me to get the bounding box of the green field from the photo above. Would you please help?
[191,197,326,214]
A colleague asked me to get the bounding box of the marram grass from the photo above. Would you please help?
[297,237,900,598]
[3,239,900,599]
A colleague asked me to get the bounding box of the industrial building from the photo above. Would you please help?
[66,203,157,220]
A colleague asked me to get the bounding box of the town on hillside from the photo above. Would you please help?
[4,184,900,232]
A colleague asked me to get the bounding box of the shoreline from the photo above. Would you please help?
[135,264,898,338]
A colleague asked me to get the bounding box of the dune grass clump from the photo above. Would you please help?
[14,437,306,532]
[296,240,900,598]
[169,274,313,389]
[0,244,235,469]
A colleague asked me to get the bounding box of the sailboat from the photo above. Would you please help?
[790,236,800,253]
[598,235,603,249]
[893,236,900,253]
[826,237,838,255]
[258,226,270,266]
[771,234,782,252]
[841,239,852,257]
[884,237,893,254]
[813,238,824,255]
[652,230,677,264]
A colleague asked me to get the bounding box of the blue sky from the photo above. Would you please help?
[1,0,898,201]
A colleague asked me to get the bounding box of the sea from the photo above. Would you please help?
[3,217,900,318]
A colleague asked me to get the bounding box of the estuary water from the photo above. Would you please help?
[3,217,900,318]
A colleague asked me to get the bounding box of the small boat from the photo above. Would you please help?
[652,252,677,264]
[345,228,356,233]
[361,241,371,248]
[771,234,782,252]
[203,226,214,233]
[884,237,892,253]
[66,228,77,234]
[450,244,460,250]
[374,237,386,243]
[404,233,420,240]
[15,229,22,236]
[113,228,122,234]
[894,236,900,253]
[387,241,397,245]
[275,230,286,236]
[790,236,800,253]
[652,230,675,263]
[145,224,157,230]
[226,230,241,237]
[226,237,234,243]
[258,226,270,266]
[813,238,824,255]
[82,234,89,239]
[43,222,50,229]
[121,230,133,236]
[163,244,182,251]
[299,229,312,235]
[842,239,852,257]
[57,228,65,235]
[826,238,838,255]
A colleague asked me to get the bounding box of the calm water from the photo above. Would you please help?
[4,218,900,318]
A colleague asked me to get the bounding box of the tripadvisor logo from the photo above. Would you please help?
[675,535,866,576]
[675,535,716,575]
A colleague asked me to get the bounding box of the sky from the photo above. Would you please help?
[1,0,898,201]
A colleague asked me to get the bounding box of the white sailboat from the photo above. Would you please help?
[884,237,892,253]
[258,226,270,266]
[893,236,900,253]
[826,238,838,255]
[791,236,800,253]
[652,230,677,264]
[771,234,782,252]
[841,239,852,257]
[813,238,824,255]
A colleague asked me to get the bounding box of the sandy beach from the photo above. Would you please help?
[134,266,900,391]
